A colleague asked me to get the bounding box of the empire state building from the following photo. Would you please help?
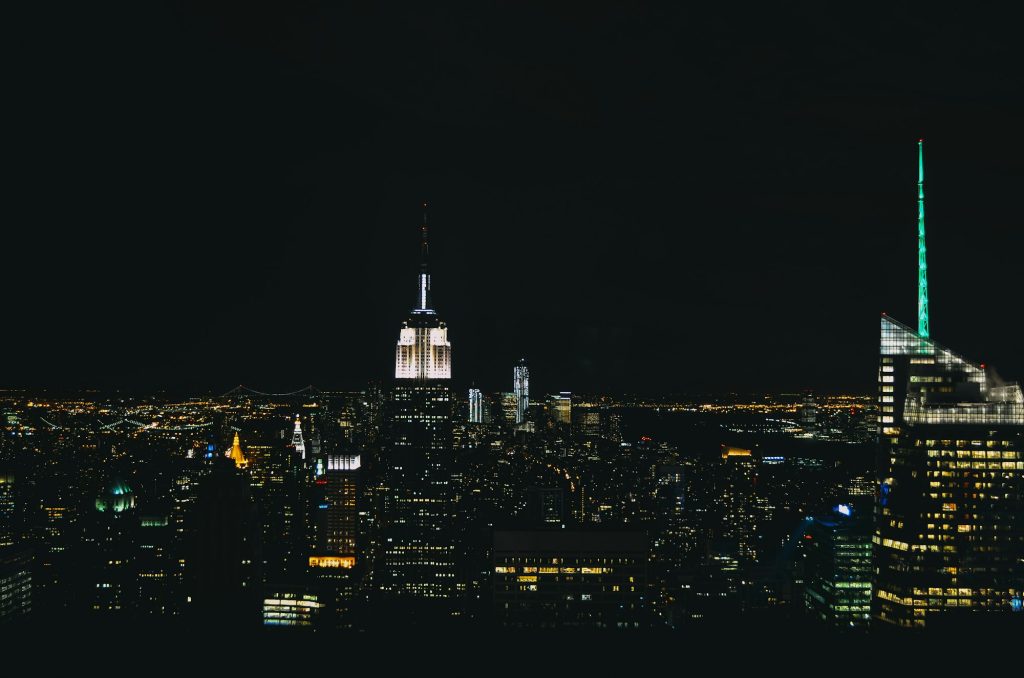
[376,207,458,620]
[394,211,451,379]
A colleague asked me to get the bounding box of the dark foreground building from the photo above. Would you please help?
[0,546,32,622]
[803,503,872,630]
[493,530,649,628]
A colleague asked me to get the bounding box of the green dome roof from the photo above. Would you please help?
[95,477,136,513]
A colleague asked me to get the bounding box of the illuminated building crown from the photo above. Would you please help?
[395,204,451,380]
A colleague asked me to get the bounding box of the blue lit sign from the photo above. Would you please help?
[1012,596,1023,613]
[835,504,852,517]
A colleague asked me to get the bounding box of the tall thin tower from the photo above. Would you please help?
[292,416,305,460]
[514,359,529,424]
[378,205,457,620]
[917,139,930,338]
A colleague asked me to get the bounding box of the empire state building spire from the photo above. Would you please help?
[417,202,432,312]
[395,205,451,380]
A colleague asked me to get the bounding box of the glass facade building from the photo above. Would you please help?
[547,392,572,425]
[514,359,529,424]
[803,504,872,630]
[873,314,1024,628]
[468,388,483,424]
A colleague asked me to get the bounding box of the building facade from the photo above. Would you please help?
[493,530,649,628]
[514,359,529,424]
[803,504,872,630]
[873,315,1024,628]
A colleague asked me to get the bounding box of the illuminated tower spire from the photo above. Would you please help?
[227,431,248,469]
[395,207,451,379]
[417,202,432,312]
[292,416,306,460]
[917,139,930,338]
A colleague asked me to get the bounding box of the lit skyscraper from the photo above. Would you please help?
[514,359,529,424]
[873,315,1023,628]
[803,503,872,630]
[378,207,458,619]
[500,392,518,425]
[226,431,248,469]
[718,446,760,562]
[394,207,451,381]
[0,471,14,547]
[872,142,1024,629]
[547,392,572,425]
[308,452,360,628]
[0,546,32,623]
[468,388,483,424]
[322,453,360,557]
[292,416,306,460]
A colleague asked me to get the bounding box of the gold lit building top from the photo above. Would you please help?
[721,445,752,460]
[228,432,248,469]
[309,555,355,569]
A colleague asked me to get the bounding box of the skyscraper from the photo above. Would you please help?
[88,478,138,615]
[226,431,248,469]
[718,446,760,562]
[0,546,32,623]
[514,359,529,424]
[547,392,572,425]
[873,315,1024,628]
[322,453,360,557]
[468,388,483,424]
[872,142,1024,629]
[292,416,306,460]
[308,452,360,628]
[803,503,872,630]
[0,471,14,547]
[188,461,262,628]
[377,207,458,620]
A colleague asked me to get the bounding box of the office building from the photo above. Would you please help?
[719,446,760,562]
[547,392,572,425]
[514,359,529,424]
[468,388,483,424]
[803,503,872,630]
[0,471,15,547]
[873,141,1024,629]
[493,530,649,628]
[378,208,458,618]
[0,546,32,623]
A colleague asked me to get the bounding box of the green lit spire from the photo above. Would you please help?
[917,139,930,338]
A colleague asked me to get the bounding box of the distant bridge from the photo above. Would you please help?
[218,384,318,398]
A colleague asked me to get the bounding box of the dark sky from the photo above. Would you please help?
[6,3,1022,395]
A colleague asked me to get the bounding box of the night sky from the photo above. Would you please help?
[7,4,1022,395]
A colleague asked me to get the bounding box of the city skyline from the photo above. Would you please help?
[3,4,1022,643]
[6,5,1022,395]
[3,138,1018,398]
